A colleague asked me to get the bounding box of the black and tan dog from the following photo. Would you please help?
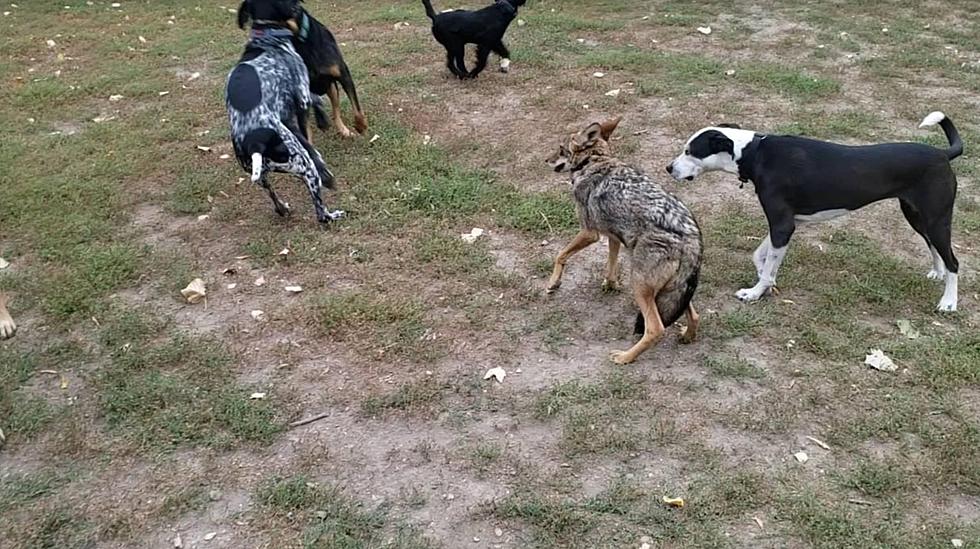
[547,117,703,364]
[422,0,526,79]
[238,0,367,138]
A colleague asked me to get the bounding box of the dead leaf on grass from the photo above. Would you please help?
[662,496,685,508]
[284,285,303,294]
[793,451,809,463]
[0,257,8,269]
[805,436,831,450]
[249,392,266,400]
[254,276,266,287]
[697,26,712,35]
[896,319,920,340]
[181,278,207,304]
[865,349,897,372]
[483,367,506,383]
[250,310,265,321]
[196,145,211,152]
[461,228,485,243]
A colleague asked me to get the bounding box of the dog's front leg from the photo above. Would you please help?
[0,293,16,339]
[602,237,621,291]
[752,235,771,278]
[546,229,599,293]
[737,243,789,302]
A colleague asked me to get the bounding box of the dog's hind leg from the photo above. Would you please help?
[611,283,666,365]
[679,303,700,344]
[470,44,491,78]
[546,229,599,293]
[925,215,959,311]
[0,292,16,339]
[326,82,354,138]
[282,132,343,224]
[311,95,330,131]
[450,44,469,79]
[602,237,621,291]
[492,41,511,73]
[900,199,945,280]
[258,174,291,217]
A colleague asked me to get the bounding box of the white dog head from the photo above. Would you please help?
[666,124,757,181]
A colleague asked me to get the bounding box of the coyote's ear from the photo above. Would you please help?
[237,1,250,29]
[599,116,621,140]
[575,122,603,147]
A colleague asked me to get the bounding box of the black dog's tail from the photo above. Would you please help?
[422,0,437,20]
[919,111,963,160]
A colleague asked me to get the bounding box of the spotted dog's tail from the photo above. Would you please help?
[250,152,262,183]
[919,111,963,160]
[421,0,437,20]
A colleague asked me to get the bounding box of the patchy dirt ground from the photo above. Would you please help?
[1,1,979,548]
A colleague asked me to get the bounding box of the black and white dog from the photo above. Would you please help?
[226,0,343,224]
[667,112,963,311]
[422,0,526,79]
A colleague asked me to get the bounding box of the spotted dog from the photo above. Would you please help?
[667,112,963,311]
[546,117,703,364]
[226,0,343,224]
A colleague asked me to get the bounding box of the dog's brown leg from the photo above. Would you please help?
[0,292,16,339]
[602,237,621,291]
[546,229,599,293]
[611,284,665,364]
[326,83,353,138]
[679,303,699,344]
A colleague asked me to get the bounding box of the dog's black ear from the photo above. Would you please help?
[708,131,735,156]
[716,123,741,129]
[237,1,250,29]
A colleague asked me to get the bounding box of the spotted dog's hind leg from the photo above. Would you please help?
[258,174,291,217]
[280,130,344,224]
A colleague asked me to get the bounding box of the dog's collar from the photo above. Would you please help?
[737,134,766,187]
[250,27,294,39]
[295,11,311,42]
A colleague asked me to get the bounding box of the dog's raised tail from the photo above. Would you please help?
[421,0,437,20]
[919,111,963,160]
[250,152,263,183]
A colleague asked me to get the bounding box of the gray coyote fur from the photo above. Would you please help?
[546,117,703,364]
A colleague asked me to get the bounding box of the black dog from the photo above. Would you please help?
[667,112,963,311]
[422,0,526,79]
[226,0,343,224]
[238,1,367,138]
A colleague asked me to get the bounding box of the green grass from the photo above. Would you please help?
[0,471,73,513]
[360,380,444,418]
[701,354,767,379]
[309,292,431,359]
[257,476,439,549]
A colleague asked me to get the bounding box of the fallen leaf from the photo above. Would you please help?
[188,71,201,81]
[865,349,897,372]
[250,392,266,400]
[250,310,266,321]
[284,285,303,294]
[369,134,380,144]
[226,283,237,290]
[516,18,525,26]
[662,496,685,508]
[605,88,621,97]
[461,228,485,243]
[805,436,831,450]
[138,35,147,43]
[204,532,216,541]
[794,451,809,463]
[92,114,116,123]
[222,267,236,275]
[483,367,506,383]
[235,255,251,260]
[197,214,209,221]
[0,257,9,269]
[196,145,211,152]
[109,94,123,101]
[254,276,266,287]
[218,153,230,160]
[896,319,920,340]
[46,39,56,48]
[181,278,207,304]
[158,91,170,96]
[697,26,712,35]
[753,517,764,530]
[952,539,964,548]
[278,247,290,258]
[592,71,605,78]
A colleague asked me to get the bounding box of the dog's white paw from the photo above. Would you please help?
[927,269,946,281]
[936,299,957,312]
[735,286,766,302]
[499,58,511,73]
[0,318,16,339]
[327,209,345,221]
